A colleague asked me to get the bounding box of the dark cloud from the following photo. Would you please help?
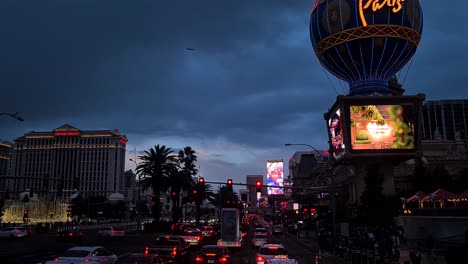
[0,1,465,181]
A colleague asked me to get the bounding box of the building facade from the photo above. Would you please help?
[8,124,127,200]
[422,100,468,143]
[0,140,12,178]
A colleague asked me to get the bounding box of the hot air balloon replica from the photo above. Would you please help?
[314,0,426,162]
[310,0,423,95]
[314,1,427,216]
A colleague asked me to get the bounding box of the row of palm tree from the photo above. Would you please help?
[136,144,239,224]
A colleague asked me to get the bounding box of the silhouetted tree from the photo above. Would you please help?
[137,145,178,223]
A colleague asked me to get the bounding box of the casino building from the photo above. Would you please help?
[6,124,128,200]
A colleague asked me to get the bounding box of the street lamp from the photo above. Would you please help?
[284,143,337,247]
[0,112,24,121]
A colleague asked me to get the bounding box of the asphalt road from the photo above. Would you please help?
[0,228,323,264]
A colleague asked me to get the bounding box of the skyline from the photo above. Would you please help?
[1,0,466,186]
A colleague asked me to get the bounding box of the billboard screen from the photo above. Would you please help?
[327,107,346,160]
[267,160,284,195]
[349,104,416,150]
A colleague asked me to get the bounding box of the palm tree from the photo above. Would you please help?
[172,146,198,222]
[137,145,178,223]
[213,186,239,208]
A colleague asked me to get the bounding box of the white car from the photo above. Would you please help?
[255,244,288,264]
[97,226,125,239]
[43,246,117,264]
[251,234,269,247]
[0,226,29,238]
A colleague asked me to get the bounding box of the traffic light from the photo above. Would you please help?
[227,179,233,190]
[151,193,156,202]
[23,210,29,219]
[256,180,262,192]
[198,177,205,185]
[171,191,178,200]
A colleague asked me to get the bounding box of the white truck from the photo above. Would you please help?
[217,208,242,248]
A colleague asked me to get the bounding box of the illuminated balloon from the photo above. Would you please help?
[310,0,423,95]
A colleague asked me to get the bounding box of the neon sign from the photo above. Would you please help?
[54,131,80,136]
[119,139,127,145]
[359,0,405,27]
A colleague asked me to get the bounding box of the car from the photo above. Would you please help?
[194,245,232,264]
[43,246,117,264]
[271,225,283,235]
[97,226,125,239]
[117,253,165,264]
[254,227,270,237]
[255,244,288,264]
[145,235,190,263]
[181,228,204,248]
[200,225,217,237]
[251,234,269,248]
[0,226,29,239]
[265,259,299,264]
[56,229,84,242]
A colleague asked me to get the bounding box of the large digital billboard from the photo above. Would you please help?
[324,94,425,163]
[327,107,346,160]
[349,104,415,151]
[267,160,284,195]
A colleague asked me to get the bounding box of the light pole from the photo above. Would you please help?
[0,112,24,121]
[284,143,337,247]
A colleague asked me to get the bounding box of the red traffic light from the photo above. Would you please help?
[227,179,233,185]
[24,210,28,214]
[255,180,262,192]
[198,177,205,184]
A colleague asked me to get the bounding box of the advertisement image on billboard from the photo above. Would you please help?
[349,104,415,151]
[267,160,284,195]
[328,108,346,160]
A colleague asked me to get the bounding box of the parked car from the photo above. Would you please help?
[97,226,125,239]
[56,229,84,242]
[271,225,283,235]
[194,245,232,264]
[0,226,29,239]
[43,246,117,264]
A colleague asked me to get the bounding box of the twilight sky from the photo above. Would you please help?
[0,0,466,187]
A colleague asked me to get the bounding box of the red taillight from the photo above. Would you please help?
[121,231,124,234]
[145,247,149,255]
[69,232,74,236]
[219,257,228,263]
[84,258,92,262]
[172,247,177,256]
[15,230,20,234]
[252,239,257,243]
[209,230,214,234]
[112,231,116,234]
[256,256,266,262]
[206,253,216,257]
[195,236,200,241]
[195,256,204,263]
[79,232,83,236]
[54,258,59,262]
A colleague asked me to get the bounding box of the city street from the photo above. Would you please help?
[0,228,330,264]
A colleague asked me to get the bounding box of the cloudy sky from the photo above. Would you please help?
[0,0,466,187]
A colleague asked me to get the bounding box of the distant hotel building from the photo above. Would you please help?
[7,124,128,200]
[422,99,468,143]
[0,140,12,178]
